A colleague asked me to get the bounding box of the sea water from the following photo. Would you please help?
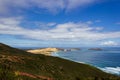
[52,47,120,75]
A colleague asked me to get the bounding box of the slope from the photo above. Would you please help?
[0,43,119,80]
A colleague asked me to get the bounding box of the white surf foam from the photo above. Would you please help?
[99,67,120,75]
[52,52,120,75]
[51,52,60,56]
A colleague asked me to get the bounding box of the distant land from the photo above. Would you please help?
[27,48,59,56]
[0,43,120,80]
[27,48,81,56]
[88,48,103,51]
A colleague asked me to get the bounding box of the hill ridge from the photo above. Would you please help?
[0,43,120,80]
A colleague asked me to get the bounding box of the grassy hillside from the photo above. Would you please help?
[0,43,120,80]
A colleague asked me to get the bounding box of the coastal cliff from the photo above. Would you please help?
[0,43,119,80]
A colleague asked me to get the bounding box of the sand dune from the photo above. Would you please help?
[27,48,59,56]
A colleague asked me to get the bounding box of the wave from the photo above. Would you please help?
[52,52,86,64]
[99,67,120,75]
[51,52,60,56]
[52,52,120,75]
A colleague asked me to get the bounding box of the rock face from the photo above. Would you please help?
[27,48,59,56]
[88,48,103,51]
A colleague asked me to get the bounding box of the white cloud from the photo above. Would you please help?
[0,0,99,14]
[0,17,120,42]
[86,21,93,24]
[116,22,120,25]
[100,41,118,46]
[65,0,97,11]
[0,17,22,25]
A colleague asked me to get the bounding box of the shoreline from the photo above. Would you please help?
[26,47,120,76]
[52,52,120,76]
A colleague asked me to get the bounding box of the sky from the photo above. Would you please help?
[0,0,120,47]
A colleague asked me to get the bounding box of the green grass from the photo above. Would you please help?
[0,43,120,80]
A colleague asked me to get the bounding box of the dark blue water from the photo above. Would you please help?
[52,47,120,75]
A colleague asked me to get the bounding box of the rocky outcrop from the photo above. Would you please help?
[88,48,103,51]
[63,48,81,52]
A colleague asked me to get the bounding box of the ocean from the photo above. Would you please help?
[52,47,120,75]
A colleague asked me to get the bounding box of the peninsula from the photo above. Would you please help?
[0,43,119,80]
[27,48,59,56]
[27,48,81,55]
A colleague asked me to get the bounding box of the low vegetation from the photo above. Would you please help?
[0,43,120,80]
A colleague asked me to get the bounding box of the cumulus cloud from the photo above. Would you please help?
[0,0,99,14]
[0,17,120,41]
[100,41,118,46]
[65,0,97,11]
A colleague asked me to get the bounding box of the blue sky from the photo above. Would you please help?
[0,0,120,47]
